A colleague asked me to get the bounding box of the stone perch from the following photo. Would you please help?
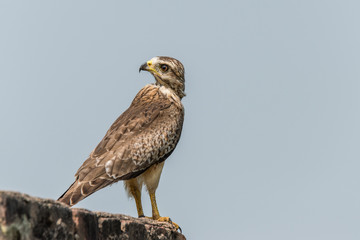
[0,191,186,240]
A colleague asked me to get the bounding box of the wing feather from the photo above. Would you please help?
[58,85,184,206]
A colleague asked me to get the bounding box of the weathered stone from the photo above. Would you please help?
[0,191,185,240]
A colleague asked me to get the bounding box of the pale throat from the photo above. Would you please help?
[159,85,175,97]
[155,85,183,108]
[155,79,185,99]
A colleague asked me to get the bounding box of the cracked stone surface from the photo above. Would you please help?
[0,191,186,240]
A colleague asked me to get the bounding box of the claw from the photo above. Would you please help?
[156,216,180,231]
[168,218,182,232]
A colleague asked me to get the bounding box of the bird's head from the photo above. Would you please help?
[139,56,186,99]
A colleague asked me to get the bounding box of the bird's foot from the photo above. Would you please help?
[142,216,181,232]
[156,216,181,233]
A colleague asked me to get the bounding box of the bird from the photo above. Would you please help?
[58,56,185,229]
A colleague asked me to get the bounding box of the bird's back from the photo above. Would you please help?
[58,84,184,206]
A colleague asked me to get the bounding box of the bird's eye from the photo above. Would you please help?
[160,64,169,72]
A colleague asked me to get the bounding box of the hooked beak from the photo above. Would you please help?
[138,60,159,75]
[139,62,148,73]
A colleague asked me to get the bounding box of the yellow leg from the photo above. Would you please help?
[132,188,144,217]
[149,192,180,231]
[125,179,144,217]
[149,191,160,219]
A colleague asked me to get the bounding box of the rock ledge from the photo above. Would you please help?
[0,191,185,240]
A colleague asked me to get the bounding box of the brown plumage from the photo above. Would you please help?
[58,57,185,228]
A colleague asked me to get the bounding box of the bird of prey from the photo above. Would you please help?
[58,56,185,229]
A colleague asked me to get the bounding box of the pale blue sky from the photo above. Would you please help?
[1,1,359,239]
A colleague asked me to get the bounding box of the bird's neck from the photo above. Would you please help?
[154,80,185,100]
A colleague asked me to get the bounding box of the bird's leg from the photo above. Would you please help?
[132,187,144,217]
[148,191,180,231]
[142,162,181,231]
[149,191,160,220]
[125,179,145,217]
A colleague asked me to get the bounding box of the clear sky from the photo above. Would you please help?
[0,1,359,239]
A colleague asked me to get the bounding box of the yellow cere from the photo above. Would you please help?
[146,60,159,75]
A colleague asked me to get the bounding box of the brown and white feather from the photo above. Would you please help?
[58,84,184,206]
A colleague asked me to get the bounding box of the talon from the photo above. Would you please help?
[156,216,180,231]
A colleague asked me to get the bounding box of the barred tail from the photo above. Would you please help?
[58,178,113,206]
